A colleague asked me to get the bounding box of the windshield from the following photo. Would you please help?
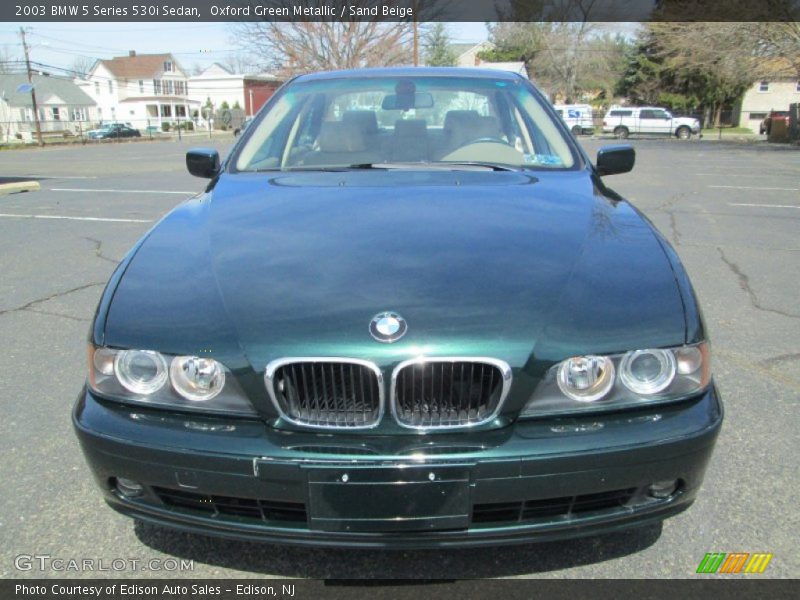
[235,75,576,172]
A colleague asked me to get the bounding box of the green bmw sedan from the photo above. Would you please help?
[73,67,722,548]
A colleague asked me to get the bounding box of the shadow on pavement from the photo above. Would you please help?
[134,520,662,578]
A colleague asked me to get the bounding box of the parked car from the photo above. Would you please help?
[86,123,141,140]
[74,68,721,548]
[602,106,701,139]
[759,110,791,135]
[553,103,594,136]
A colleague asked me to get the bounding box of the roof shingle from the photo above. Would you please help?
[97,53,181,79]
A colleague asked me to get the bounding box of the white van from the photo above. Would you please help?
[602,106,701,139]
[553,104,594,136]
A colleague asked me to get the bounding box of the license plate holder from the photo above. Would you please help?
[306,464,471,533]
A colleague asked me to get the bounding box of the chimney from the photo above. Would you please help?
[129,50,136,57]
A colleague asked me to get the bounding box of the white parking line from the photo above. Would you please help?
[0,213,152,223]
[19,175,98,180]
[728,203,800,209]
[697,173,797,178]
[709,185,799,191]
[50,187,196,195]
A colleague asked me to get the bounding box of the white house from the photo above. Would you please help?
[449,42,494,67]
[447,42,528,79]
[77,51,199,129]
[189,64,284,120]
[188,63,245,113]
[0,73,96,142]
[737,77,800,132]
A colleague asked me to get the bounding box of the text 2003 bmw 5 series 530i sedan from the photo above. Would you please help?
[73,67,722,548]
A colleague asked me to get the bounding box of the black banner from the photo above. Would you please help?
[4,0,800,22]
[3,579,800,600]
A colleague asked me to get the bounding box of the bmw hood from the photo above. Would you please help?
[103,169,688,371]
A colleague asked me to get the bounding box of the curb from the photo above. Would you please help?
[0,180,41,195]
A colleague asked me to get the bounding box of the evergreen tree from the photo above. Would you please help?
[423,24,456,67]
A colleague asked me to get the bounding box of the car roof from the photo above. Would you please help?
[293,66,524,83]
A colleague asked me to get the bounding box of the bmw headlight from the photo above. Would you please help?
[87,345,257,416]
[521,342,710,418]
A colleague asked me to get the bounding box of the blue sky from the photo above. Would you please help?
[0,22,490,75]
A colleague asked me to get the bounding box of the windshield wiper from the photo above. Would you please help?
[347,161,519,172]
[246,162,520,173]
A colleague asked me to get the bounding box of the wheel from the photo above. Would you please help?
[613,126,629,139]
[676,126,692,140]
[571,125,582,136]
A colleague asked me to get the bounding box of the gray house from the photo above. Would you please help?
[0,73,97,142]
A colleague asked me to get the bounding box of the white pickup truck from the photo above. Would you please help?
[602,107,701,139]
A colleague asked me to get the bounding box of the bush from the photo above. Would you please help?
[183,121,194,131]
[219,124,228,131]
[161,122,171,132]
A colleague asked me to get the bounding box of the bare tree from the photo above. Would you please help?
[230,0,436,75]
[234,21,413,75]
[221,52,259,75]
[484,1,632,102]
[0,45,20,74]
[71,55,95,79]
[752,22,800,78]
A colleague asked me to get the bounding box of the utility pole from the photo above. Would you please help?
[19,27,43,147]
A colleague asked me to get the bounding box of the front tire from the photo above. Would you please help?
[613,126,629,139]
[571,125,582,136]
[676,126,692,140]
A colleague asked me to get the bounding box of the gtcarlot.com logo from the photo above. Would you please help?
[14,554,194,572]
[696,552,773,574]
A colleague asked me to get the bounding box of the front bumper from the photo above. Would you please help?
[73,387,722,549]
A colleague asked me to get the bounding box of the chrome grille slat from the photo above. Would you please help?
[265,358,384,429]
[391,357,512,430]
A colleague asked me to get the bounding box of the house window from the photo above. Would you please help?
[175,105,186,118]
[160,105,172,117]
[796,81,800,92]
[164,60,173,72]
[108,81,113,93]
[758,81,769,92]
[19,108,32,121]
[174,81,186,95]
[153,79,162,94]
[38,108,46,121]
[139,80,144,93]
[51,107,61,121]
[749,112,768,120]
[70,108,86,121]
[94,81,100,94]
[163,80,174,95]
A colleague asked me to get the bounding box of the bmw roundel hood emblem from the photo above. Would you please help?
[369,311,407,343]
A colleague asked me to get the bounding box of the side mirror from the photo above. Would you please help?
[596,144,635,176]
[186,148,220,178]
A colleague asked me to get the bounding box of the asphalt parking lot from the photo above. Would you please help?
[0,136,797,579]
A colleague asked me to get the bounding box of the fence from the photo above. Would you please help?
[1,112,246,145]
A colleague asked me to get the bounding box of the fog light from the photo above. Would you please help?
[648,479,679,499]
[116,477,144,498]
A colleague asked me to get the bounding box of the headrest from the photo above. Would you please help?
[342,110,379,135]
[443,110,481,132]
[393,119,428,137]
[318,121,367,152]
